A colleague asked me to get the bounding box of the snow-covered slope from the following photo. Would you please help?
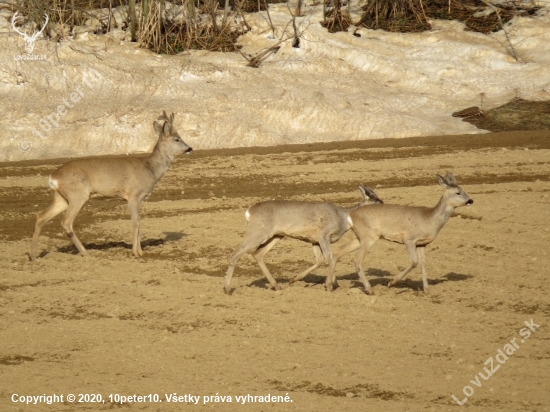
[0,3,549,161]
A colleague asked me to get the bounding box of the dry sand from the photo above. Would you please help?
[0,130,549,411]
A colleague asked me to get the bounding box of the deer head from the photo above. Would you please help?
[11,12,48,54]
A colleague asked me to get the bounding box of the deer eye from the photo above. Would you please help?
[174,138,180,142]
[456,191,460,195]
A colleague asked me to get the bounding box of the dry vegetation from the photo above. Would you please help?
[357,0,540,33]
[453,99,550,133]
[4,0,542,55]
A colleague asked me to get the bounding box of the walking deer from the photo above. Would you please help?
[224,186,383,295]
[30,111,192,261]
[346,172,473,295]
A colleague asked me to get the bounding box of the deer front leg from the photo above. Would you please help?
[128,197,143,257]
[388,241,418,289]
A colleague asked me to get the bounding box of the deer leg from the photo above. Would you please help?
[30,191,68,261]
[224,232,270,295]
[388,241,419,289]
[329,236,361,289]
[253,236,283,291]
[128,197,143,257]
[289,244,324,285]
[353,232,378,295]
[417,246,429,293]
[61,193,90,257]
[318,235,336,291]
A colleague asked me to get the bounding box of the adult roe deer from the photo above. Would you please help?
[224,186,383,294]
[30,111,192,260]
[346,172,473,295]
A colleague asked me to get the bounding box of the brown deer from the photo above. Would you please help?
[346,172,473,295]
[224,186,383,294]
[30,111,192,260]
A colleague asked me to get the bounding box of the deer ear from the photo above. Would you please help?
[445,172,457,185]
[162,120,171,136]
[153,120,163,135]
[359,185,383,204]
[359,185,373,200]
[436,174,449,187]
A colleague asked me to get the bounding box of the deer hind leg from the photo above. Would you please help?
[353,231,379,295]
[224,232,270,295]
[329,236,361,290]
[61,191,90,257]
[317,235,337,291]
[30,191,68,261]
[252,235,283,291]
[388,241,419,289]
[289,244,324,285]
[417,246,429,293]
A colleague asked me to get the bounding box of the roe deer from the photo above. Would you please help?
[30,111,192,260]
[223,186,383,295]
[347,172,473,295]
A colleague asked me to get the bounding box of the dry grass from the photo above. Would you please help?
[138,0,243,54]
[457,99,550,132]
[357,0,430,32]
[321,0,351,33]
[357,0,540,34]
[7,0,543,53]
[8,0,247,53]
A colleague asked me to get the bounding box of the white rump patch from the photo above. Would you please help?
[347,215,353,227]
[48,176,58,190]
[245,209,251,221]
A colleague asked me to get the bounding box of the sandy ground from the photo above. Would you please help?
[0,130,549,411]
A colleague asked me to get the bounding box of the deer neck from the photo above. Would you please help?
[146,141,173,181]
[346,201,365,212]
[431,194,454,229]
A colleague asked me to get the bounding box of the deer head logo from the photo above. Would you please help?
[11,12,48,54]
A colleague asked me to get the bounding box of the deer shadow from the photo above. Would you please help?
[246,268,394,290]
[366,271,474,292]
[46,231,186,257]
[247,269,473,292]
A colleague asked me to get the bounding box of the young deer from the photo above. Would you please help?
[30,111,192,261]
[347,172,473,295]
[224,186,383,295]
